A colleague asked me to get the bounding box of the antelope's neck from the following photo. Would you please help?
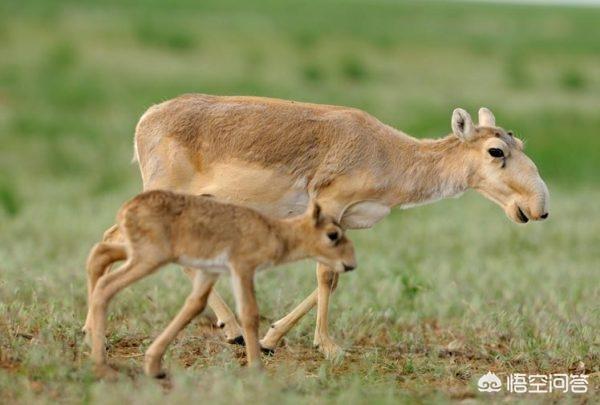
[388,134,472,208]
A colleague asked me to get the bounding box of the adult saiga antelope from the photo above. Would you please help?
[85,94,549,359]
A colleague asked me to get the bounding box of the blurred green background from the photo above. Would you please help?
[1,1,599,403]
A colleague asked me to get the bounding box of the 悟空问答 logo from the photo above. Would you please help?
[478,371,502,392]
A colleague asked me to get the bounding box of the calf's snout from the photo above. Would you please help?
[343,263,356,272]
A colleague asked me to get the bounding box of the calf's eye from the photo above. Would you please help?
[488,148,504,158]
[327,231,339,242]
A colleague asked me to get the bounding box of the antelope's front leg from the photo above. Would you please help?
[230,271,262,368]
[183,267,244,344]
[260,289,317,352]
[259,264,340,357]
[313,262,343,359]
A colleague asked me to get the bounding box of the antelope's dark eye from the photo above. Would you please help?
[327,231,339,242]
[488,148,504,158]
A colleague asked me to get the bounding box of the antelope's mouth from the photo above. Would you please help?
[516,206,529,223]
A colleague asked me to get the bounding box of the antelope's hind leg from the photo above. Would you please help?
[145,271,218,378]
[183,267,244,345]
[209,291,245,345]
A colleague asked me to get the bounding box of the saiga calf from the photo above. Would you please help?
[85,190,356,377]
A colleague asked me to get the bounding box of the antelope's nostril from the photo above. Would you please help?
[343,264,355,272]
[540,213,549,219]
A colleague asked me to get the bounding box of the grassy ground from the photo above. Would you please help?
[0,0,599,403]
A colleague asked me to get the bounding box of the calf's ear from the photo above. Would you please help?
[307,201,322,226]
[452,108,476,141]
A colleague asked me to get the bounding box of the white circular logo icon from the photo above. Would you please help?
[478,371,502,392]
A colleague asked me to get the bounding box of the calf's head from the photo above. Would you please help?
[452,107,549,224]
[301,202,357,273]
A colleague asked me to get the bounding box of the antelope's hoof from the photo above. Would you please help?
[94,364,119,381]
[261,346,275,356]
[144,368,168,379]
[314,338,345,361]
[228,335,245,346]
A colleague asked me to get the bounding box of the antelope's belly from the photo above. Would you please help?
[191,160,309,218]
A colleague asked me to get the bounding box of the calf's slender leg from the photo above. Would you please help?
[82,225,125,334]
[90,256,162,374]
[83,242,127,342]
[145,271,218,378]
[230,270,261,368]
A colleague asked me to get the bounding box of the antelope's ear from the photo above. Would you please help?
[307,201,322,225]
[478,107,496,127]
[451,108,476,141]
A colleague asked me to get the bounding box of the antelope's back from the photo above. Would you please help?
[136,94,384,172]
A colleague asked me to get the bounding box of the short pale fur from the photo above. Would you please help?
[88,94,549,358]
[85,190,355,377]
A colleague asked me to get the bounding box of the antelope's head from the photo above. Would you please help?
[300,202,357,273]
[452,107,549,224]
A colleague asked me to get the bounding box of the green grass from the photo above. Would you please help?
[0,0,599,403]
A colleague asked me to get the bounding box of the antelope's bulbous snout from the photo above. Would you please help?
[529,177,550,221]
[528,204,550,222]
[536,179,550,221]
[507,177,550,224]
